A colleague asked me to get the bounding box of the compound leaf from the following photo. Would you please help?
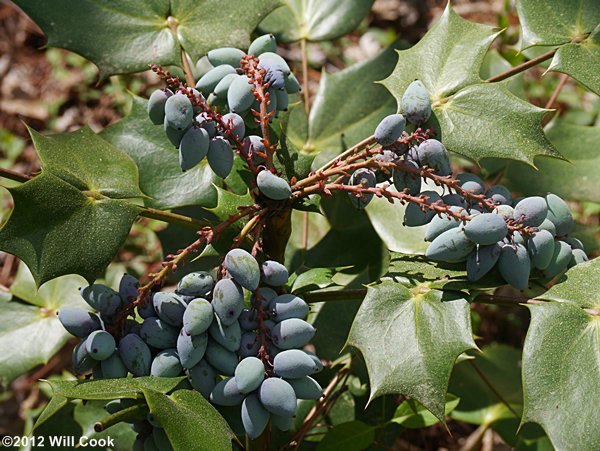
[548,25,600,95]
[383,6,497,101]
[347,280,476,421]
[50,377,186,400]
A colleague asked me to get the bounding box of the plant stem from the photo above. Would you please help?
[542,73,570,126]
[138,208,208,230]
[459,423,491,451]
[301,38,310,113]
[485,48,558,83]
[303,288,368,303]
[289,367,350,449]
[545,73,570,110]
[474,294,600,316]
[468,359,521,419]
[313,135,376,174]
[0,167,31,183]
[180,49,196,87]
[94,402,148,432]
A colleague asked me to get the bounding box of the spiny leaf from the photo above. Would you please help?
[434,83,561,165]
[381,6,561,165]
[0,172,141,285]
[516,0,600,95]
[13,0,280,77]
[49,376,186,400]
[30,126,144,199]
[382,6,498,101]
[516,0,600,47]
[522,302,600,450]
[101,95,219,210]
[347,280,477,421]
[548,25,600,96]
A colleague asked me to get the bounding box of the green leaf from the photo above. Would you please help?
[327,391,356,425]
[316,420,375,451]
[273,103,316,181]
[505,121,600,202]
[31,127,144,199]
[259,0,374,43]
[49,376,186,400]
[34,377,185,431]
[0,172,141,285]
[382,6,560,165]
[289,221,389,286]
[549,25,600,95]
[33,395,69,433]
[10,261,88,309]
[101,96,219,210]
[286,44,398,166]
[172,0,280,64]
[0,262,87,384]
[347,280,477,421]
[143,388,235,451]
[516,0,600,47]
[434,83,560,165]
[206,185,253,224]
[383,6,498,101]
[535,257,600,308]
[480,50,526,98]
[291,267,336,294]
[312,298,362,361]
[391,394,459,428]
[448,344,522,426]
[13,0,279,77]
[522,302,600,450]
[516,0,600,95]
[387,253,503,291]
[0,299,70,384]
[365,191,429,255]
[73,400,137,451]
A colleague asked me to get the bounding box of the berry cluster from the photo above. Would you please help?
[346,81,589,289]
[57,249,323,444]
[146,33,299,183]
